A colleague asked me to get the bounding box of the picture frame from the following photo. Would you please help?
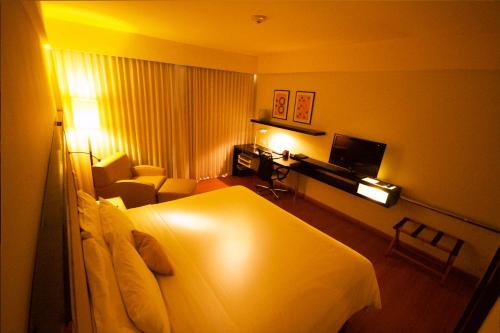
[293,91,316,124]
[272,90,290,120]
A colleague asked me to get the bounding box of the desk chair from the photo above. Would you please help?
[256,150,290,199]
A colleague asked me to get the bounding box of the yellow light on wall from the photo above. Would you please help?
[254,127,268,147]
[67,69,99,99]
[41,3,136,34]
[72,98,99,132]
[268,132,293,153]
[72,98,100,165]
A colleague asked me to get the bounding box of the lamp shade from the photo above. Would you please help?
[72,98,100,131]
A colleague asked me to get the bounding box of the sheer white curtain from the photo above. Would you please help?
[184,66,255,179]
[54,50,253,193]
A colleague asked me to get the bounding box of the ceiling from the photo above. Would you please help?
[41,1,500,56]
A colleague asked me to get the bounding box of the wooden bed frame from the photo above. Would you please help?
[65,150,94,332]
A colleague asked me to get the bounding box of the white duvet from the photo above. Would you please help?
[126,186,381,333]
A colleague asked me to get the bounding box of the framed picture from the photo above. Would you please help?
[293,91,316,124]
[272,90,290,120]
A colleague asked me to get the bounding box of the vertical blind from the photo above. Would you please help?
[54,50,254,193]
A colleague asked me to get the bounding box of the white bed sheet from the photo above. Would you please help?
[126,185,381,333]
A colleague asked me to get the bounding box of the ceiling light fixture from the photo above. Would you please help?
[252,15,267,24]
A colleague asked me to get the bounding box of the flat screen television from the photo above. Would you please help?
[328,134,386,177]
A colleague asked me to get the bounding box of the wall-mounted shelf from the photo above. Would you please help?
[250,119,326,136]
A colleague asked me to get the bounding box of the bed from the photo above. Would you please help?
[68,171,381,332]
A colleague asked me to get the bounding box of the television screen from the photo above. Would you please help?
[328,134,386,177]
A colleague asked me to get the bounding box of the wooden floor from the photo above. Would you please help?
[195,176,477,333]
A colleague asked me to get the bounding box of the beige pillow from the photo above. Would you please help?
[77,190,103,242]
[132,230,173,275]
[109,234,171,333]
[82,238,140,333]
[99,197,134,246]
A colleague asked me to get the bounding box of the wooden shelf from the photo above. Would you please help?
[251,119,326,136]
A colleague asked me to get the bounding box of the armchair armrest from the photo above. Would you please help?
[132,165,166,177]
[95,180,156,208]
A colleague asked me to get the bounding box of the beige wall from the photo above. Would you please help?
[1,1,57,332]
[255,69,500,276]
[258,35,500,74]
[42,18,257,74]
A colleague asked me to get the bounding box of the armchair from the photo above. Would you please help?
[92,152,166,208]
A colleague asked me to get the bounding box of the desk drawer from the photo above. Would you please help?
[238,154,257,170]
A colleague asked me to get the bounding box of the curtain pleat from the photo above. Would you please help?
[185,67,254,179]
[54,50,253,193]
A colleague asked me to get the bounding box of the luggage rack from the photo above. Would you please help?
[386,217,464,284]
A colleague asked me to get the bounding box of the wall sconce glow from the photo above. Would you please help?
[72,98,100,132]
[41,3,136,33]
[43,43,52,51]
[71,98,100,165]
[268,132,294,153]
[357,183,389,204]
[67,68,98,98]
[254,128,268,147]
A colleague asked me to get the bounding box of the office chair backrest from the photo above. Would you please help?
[257,151,274,181]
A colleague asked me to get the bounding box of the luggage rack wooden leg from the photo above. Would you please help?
[385,229,399,256]
[440,240,464,284]
[385,217,407,256]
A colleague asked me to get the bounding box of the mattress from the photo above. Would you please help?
[126,185,381,333]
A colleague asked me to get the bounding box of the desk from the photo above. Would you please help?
[233,144,401,207]
[233,144,298,197]
[232,144,297,175]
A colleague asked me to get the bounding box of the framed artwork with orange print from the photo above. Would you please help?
[293,91,316,124]
[272,90,290,120]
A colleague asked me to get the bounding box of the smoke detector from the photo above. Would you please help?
[252,15,267,24]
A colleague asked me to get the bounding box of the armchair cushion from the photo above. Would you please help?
[133,176,166,191]
[132,165,165,177]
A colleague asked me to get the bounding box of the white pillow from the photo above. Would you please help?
[82,237,140,333]
[109,233,171,333]
[77,190,103,242]
[99,197,134,246]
